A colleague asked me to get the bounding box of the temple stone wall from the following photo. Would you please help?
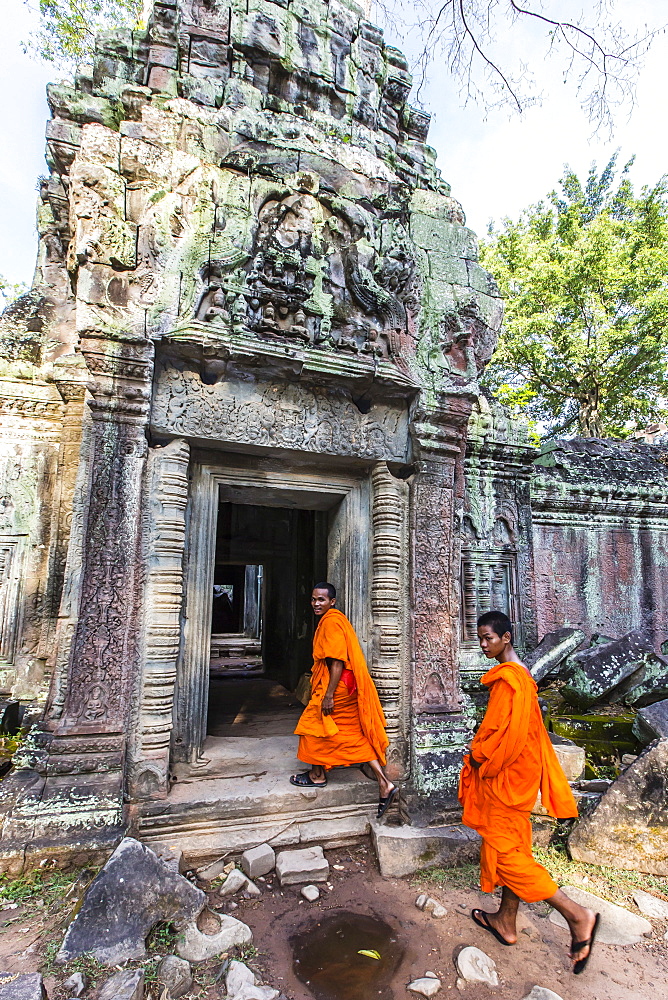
[530,439,668,648]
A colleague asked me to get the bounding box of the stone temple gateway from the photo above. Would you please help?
[2,0,668,871]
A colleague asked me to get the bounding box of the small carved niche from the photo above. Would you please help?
[460,516,521,647]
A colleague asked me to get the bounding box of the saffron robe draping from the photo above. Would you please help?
[295,607,389,769]
[458,660,578,902]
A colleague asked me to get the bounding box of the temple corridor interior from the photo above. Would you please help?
[206,500,328,737]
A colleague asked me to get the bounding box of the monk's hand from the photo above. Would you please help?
[470,755,482,770]
[322,694,335,716]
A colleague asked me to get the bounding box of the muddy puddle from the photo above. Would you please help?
[291,910,404,1000]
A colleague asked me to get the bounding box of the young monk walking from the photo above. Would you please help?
[290,582,398,819]
[459,611,600,974]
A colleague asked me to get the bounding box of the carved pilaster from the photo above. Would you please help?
[128,438,190,799]
[407,401,477,814]
[371,462,409,777]
[0,335,155,868]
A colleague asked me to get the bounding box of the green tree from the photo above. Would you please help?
[26,0,142,64]
[481,156,668,438]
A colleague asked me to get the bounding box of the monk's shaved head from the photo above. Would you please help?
[477,610,513,643]
[313,581,336,599]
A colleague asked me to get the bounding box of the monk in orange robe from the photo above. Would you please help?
[459,611,599,974]
[291,582,398,818]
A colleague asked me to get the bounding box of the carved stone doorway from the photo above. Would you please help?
[207,500,328,739]
[171,460,371,766]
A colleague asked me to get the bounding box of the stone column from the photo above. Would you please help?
[408,402,476,821]
[127,438,190,800]
[0,335,153,870]
[370,462,410,778]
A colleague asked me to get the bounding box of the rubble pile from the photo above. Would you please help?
[526,627,668,875]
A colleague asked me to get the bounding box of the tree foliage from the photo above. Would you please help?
[480,156,668,439]
[25,0,143,64]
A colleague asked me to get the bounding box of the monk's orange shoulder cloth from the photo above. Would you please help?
[294,608,389,764]
[458,661,577,829]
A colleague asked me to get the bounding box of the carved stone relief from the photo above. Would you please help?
[152,362,410,462]
[371,463,409,775]
[129,438,190,799]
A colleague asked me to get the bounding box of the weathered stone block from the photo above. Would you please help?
[98,970,144,1000]
[549,733,585,781]
[633,698,668,743]
[156,955,192,998]
[622,651,668,707]
[0,973,45,1000]
[371,822,480,877]
[525,627,585,684]
[241,843,275,878]
[57,838,205,965]
[275,846,329,885]
[176,912,252,962]
[409,214,478,259]
[560,630,655,710]
[569,739,668,874]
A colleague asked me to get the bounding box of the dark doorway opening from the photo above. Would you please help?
[207,501,328,737]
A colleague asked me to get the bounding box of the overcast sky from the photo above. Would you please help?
[0,0,666,289]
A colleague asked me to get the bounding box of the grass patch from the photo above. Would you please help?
[414,844,668,912]
[534,844,668,908]
[0,868,91,912]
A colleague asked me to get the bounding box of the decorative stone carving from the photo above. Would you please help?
[152,362,410,463]
[371,463,409,773]
[129,438,190,799]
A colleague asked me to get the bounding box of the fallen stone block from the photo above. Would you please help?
[241,843,275,879]
[525,627,585,684]
[301,884,320,902]
[549,886,652,944]
[176,912,252,962]
[98,970,144,1000]
[569,739,668,875]
[0,972,45,1000]
[560,630,655,710]
[522,989,564,1000]
[622,652,668,707]
[57,837,205,966]
[633,890,668,920]
[196,856,230,881]
[149,842,183,874]
[156,955,192,999]
[275,847,329,885]
[62,972,86,997]
[407,977,441,996]
[219,868,249,896]
[549,733,585,781]
[226,961,280,1000]
[455,946,498,986]
[633,698,668,744]
[371,822,480,877]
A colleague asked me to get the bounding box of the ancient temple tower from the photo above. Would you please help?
[0,0,504,868]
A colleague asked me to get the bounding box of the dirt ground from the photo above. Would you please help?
[1,840,667,1000]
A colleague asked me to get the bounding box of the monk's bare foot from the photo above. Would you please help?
[378,777,395,798]
[474,908,518,945]
[568,907,597,965]
[309,766,326,785]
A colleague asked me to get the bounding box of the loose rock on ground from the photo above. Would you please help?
[455,946,499,987]
[275,846,329,885]
[407,977,441,997]
[0,972,45,1000]
[98,970,144,1000]
[176,912,253,962]
[156,955,192,998]
[522,989,564,1000]
[632,890,668,920]
[241,844,276,879]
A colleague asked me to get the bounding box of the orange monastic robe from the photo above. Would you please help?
[295,608,388,769]
[458,660,578,902]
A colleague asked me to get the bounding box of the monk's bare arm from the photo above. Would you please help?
[322,658,344,715]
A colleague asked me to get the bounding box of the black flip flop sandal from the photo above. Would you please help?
[572,912,600,975]
[290,770,327,787]
[472,908,515,946]
[377,785,398,819]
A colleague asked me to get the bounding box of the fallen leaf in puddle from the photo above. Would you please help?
[358,949,381,960]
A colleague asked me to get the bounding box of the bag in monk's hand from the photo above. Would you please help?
[294,671,312,706]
